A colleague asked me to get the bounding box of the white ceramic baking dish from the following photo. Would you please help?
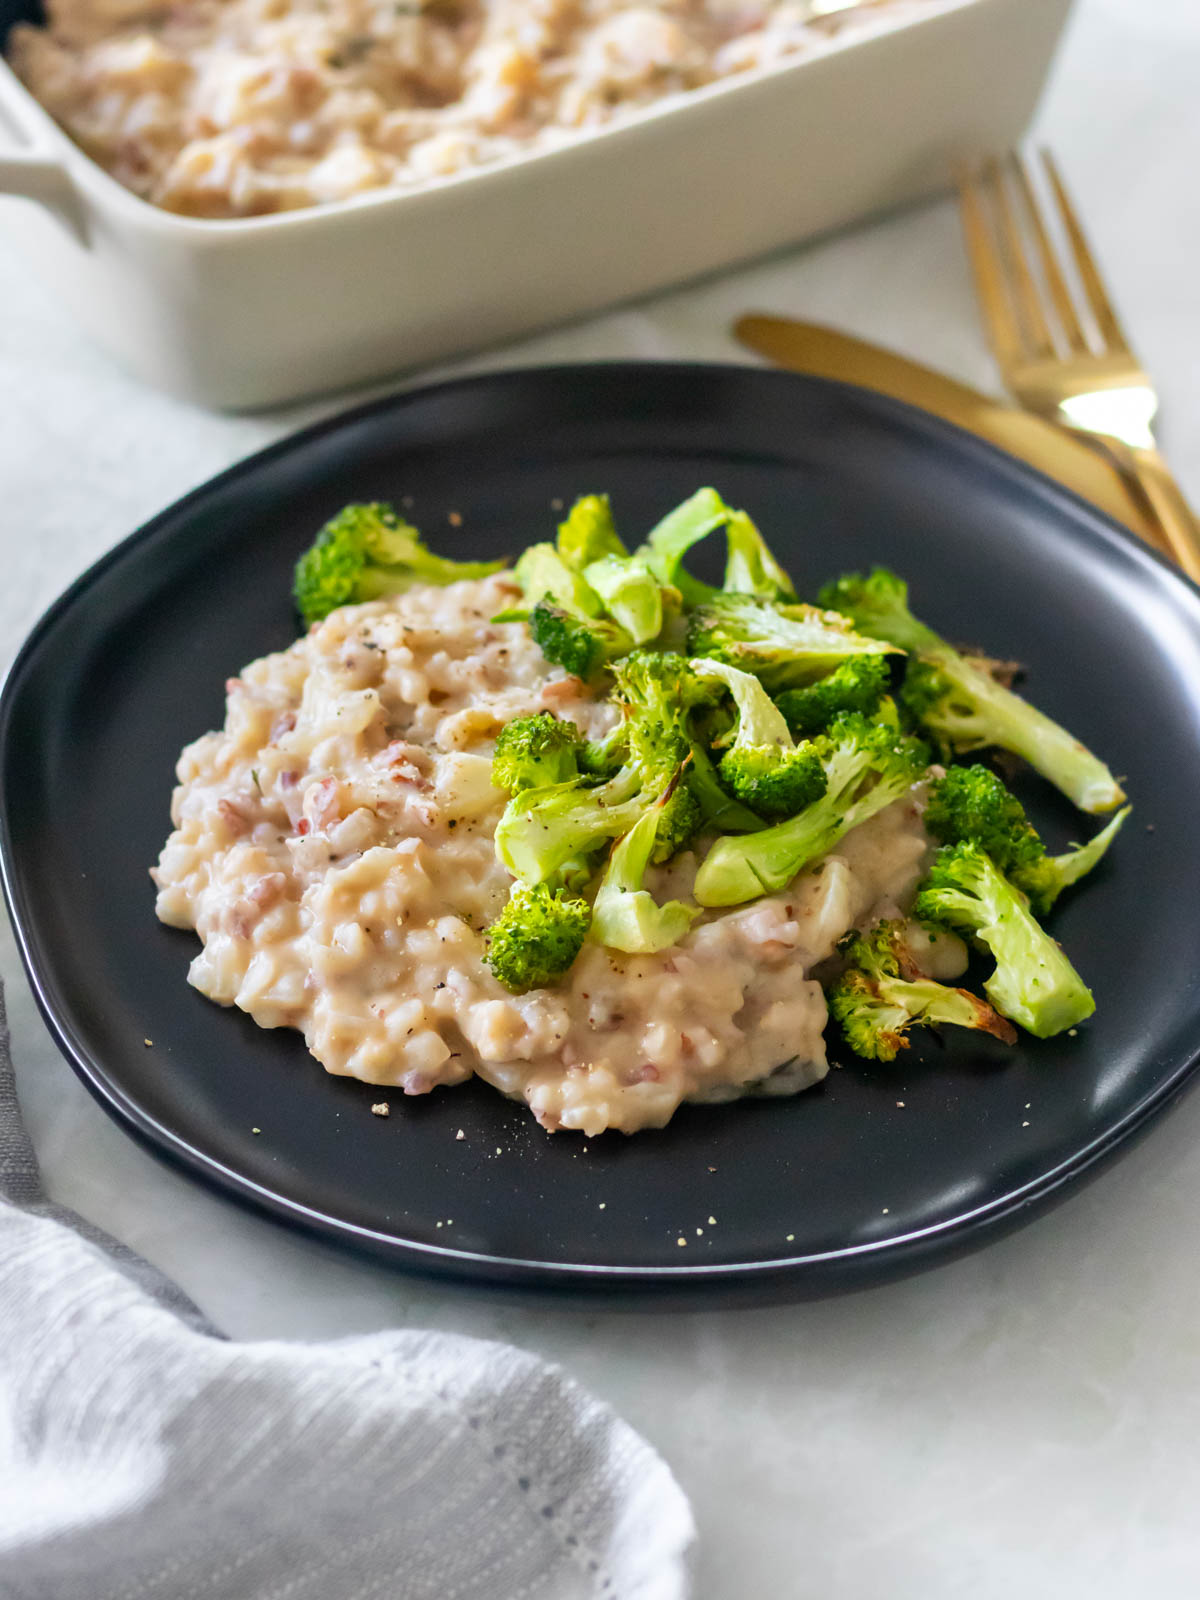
[0,0,1073,410]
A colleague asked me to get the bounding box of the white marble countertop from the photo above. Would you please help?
[4,2,1200,1593]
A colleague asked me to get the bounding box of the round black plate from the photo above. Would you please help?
[3,363,1199,1298]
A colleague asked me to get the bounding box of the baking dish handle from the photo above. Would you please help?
[0,84,87,237]
[0,145,76,208]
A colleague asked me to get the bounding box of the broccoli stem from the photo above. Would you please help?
[918,650,1126,815]
[694,742,915,907]
[636,488,729,605]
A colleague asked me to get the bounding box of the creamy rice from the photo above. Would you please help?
[11,0,936,217]
[151,574,934,1135]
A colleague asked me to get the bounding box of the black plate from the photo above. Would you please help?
[4,363,1200,1299]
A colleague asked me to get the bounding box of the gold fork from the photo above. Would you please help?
[958,150,1200,584]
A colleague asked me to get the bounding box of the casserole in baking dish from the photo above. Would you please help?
[0,0,1073,407]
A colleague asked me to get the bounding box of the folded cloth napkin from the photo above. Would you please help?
[0,992,694,1599]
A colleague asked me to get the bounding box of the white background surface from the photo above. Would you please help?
[3,1,1200,1594]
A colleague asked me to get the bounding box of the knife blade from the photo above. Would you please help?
[734,315,1163,551]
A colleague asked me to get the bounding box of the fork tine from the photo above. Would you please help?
[1040,149,1131,355]
[957,162,1023,372]
[1008,152,1089,354]
[986,156,1056,359]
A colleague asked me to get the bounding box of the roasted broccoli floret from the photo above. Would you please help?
[293,502,504,626]
[607,651,716,856]
[721,509,797,601]
[694,713,928,907]
[510,541,642,676]
[686,593,898,691]
[484,881,591,992]
[555,493,627,571]
[691,658,826,819]
[491,713,583,795]
[775,655,891,739]
[914,842,1095,1037]
[924,763,1131,916]
[527,599,633,680]
[610,649,767,840]
[590,793,701,955]
[494,653,711,885]
[820,568,1125,815]
[827,920,1016,1062]
[494,766,649,886]
[817,567,944,654]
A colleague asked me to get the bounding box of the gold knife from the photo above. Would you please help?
[734,315,1163,552]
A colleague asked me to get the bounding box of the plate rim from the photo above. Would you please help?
[4,359,1198,1292]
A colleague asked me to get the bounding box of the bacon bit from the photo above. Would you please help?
[296,817,311,835]
[248,873,287,909]
[217,797,253,836]
[279,769,299,789]
[303,775,344,831]
[661,958,678,974]
[629,1063,660,1084]
[539,676,587,707]
[270,711,297,741]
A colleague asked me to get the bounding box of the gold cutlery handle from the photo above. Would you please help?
[1118,445,1200,586]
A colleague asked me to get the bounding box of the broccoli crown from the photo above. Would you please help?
[577,722,629,781]
[814,711,930,794]
[556,493,627,570]
[293,502,504,626]
[693,712,927,907]
[686,593,897,691]
[899,657,970,726]
[924,764,1044,878]
[775,655,891,739]
[691,655,827,819]
[485,881,591,992]
[926,763,1129,916]
[528,599,631,680]
[914,842,1095,1037]
[590,800,702,955]
[816,567,942,654]
[901,656,1126,816]
[827,920,1016,1062]
[827,969,918,1063]
[718,744,827,820]
[491,713,583,795]
[721,509,797,601]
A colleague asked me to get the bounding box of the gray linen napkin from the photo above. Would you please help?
[0,992,694,1599]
